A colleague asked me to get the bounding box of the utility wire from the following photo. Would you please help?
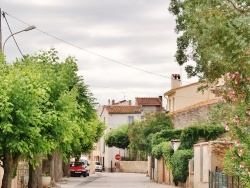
[4,12,194,84]
[2,12,23,56]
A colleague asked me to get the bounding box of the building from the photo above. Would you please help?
[164,74,224,113]
[91,97,163,172]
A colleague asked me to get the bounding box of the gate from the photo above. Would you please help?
[209,170,240,188]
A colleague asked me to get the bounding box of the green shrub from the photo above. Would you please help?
[151,129,182,146]
[180,125,225,149]
[105,125,129,149]
[170,150,194,185]
[152,142,174,169]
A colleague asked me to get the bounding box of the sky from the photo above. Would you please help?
[1,0,198,108]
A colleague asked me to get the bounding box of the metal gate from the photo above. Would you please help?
[209,170,240,188]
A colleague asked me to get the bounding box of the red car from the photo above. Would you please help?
[70,161,87,177]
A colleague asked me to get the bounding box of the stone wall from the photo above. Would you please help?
[116,161,147,173]
[171,100,217,129]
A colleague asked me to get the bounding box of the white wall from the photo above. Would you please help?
[99,110,142,171]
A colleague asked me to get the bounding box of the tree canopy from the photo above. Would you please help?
[169,0,250,83]
[0,49,105,188]
[169,0,250,185]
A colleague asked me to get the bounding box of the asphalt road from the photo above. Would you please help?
[57,172,178,188]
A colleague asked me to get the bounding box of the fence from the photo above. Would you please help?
[209,170,240,188]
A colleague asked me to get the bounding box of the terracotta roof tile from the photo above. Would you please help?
[135,97,162,106]
[169,99,218,115]
[105,105,141,114]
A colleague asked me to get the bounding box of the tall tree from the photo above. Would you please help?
[0,49,105,188]
[169,0,250,185]
[169,0,250,83]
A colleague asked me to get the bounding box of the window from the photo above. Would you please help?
[128,116,134,124]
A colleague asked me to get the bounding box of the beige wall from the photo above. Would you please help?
[0,166,22,188]
[193,141,232,188]
[166,83,217,113]
[116,161,147,173]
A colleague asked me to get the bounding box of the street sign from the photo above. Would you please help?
[115,154,121,160]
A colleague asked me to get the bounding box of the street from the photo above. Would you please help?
[57,172,177,188]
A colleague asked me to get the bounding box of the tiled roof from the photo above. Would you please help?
[135,97,162,106]
[104,105,142,114]
[164,82,201,96]
[169,99,218,115]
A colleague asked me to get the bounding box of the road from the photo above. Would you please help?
[57,172,178,188]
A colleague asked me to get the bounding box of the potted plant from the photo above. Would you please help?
[42,173,51,188]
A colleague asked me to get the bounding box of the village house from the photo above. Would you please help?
[91,97,164,172]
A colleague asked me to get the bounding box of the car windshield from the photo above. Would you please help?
[95,162,101,165]
[71,162,83,167]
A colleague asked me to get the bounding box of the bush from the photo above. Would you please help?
[151,129,182,146]
[180,125,225,149]
[170,150,194,185]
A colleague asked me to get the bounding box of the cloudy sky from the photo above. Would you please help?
[1,0,197,107]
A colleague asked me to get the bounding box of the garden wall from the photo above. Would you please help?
[171,100,217,129]
[115,161,147,173]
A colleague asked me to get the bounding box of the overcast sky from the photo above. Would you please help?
[1,0,198,107]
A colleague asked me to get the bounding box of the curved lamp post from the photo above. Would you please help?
[3,25,36,54]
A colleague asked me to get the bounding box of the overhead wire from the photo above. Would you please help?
[2,11,23,56]
[3,11,195,84]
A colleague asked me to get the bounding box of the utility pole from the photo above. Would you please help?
[0,8,2,52]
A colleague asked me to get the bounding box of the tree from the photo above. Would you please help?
[169,0,250,185]
[128,112,173,159]
[169,0,250,84]
[105,125,129,149]
[0,49,105,188]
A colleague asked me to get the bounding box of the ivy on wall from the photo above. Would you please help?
[180,125,225,149]
[170,150,194,185]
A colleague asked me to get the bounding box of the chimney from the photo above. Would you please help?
[171,74,181,89]
[112,100,115,105]
[129,100,132,105]
[159,96,162,103]
[108,99,110,105]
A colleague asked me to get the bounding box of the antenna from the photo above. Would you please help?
[180,65,182,86]
[123,92,126,100]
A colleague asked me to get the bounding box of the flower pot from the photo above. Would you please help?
[42,176,51,188]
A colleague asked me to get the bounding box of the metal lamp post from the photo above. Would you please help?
[3,25,36,54]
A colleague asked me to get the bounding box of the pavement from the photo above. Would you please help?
[55,172,180,188]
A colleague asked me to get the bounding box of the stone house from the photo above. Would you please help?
[151,74,225,187]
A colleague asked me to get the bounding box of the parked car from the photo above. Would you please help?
[95,161,103,172]
[79,159,90,176]
[70,161,87,177]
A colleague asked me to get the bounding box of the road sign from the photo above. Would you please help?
[115,154,121,160]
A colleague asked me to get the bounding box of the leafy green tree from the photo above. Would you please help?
[128,112,173,159]
[0,49,104,188]
[169,0,250,185]
[169,0,250,83]
[105,125,129,149]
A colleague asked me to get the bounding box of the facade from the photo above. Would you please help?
[164,74,223,112]
[92,97,163,172]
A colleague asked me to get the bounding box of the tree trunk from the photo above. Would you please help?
[28,155,42,188]
[2,151,20,188]
[53,150,63,182]
[62,159,70,178]
[42,150,64,186]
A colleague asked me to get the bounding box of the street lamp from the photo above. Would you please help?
[3,25,36,54]
[171,139,181,152]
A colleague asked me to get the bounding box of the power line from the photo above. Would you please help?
[3,11,194,84]
[2,11,23,56]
